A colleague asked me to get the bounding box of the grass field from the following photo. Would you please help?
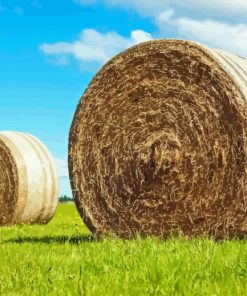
[0,204,246,295]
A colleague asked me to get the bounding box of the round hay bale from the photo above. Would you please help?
[69,39,247,239]
[0,131,59,226]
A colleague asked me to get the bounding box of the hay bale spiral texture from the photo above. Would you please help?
[69,39,247,239]
[0,131,59,226]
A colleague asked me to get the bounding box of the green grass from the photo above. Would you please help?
[0,204,246,295]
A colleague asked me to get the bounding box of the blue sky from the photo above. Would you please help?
[1,0,247,196]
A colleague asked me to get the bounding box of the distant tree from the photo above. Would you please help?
[59,195,74,203]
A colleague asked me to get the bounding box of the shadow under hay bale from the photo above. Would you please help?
[4,234,94,245]
[0,131,59,226]
[69,39,247,239]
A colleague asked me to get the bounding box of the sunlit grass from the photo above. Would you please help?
[0,204,246,295]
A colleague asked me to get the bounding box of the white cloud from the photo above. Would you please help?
[73,0,97,4]
[55,157,69,178]
[54,157,73,196]
[157,9,247,57]
[40,0,247,68]
[0,4,24,14]
[75,0,247,19]
[40,29,152,66]
[31,0,42,9]
[14,6,23,15]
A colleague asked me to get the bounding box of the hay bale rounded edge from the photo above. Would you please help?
[0,131,59,226]
[69,39,247,239]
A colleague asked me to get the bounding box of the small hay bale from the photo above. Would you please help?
[69,39,247,239]
[0,131,59,226]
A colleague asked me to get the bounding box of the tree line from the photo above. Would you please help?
[59,195,74,203]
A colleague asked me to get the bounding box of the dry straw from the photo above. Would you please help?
[0,131,59,226]
[69,39,247,239]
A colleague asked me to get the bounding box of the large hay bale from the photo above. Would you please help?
[69,39,247,239]
[0,131,59,225]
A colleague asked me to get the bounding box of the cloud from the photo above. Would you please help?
[55,157,69,178]
[40,29,152,66]
[41,0,247,68]
[69,1,247,58]
[74,0,247,19]
[0,4,24,14]
[14,6,23,15]
[156,9,247,57]
[54,157,73,196]
[73,0,97,4]
[31,0,42,9]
